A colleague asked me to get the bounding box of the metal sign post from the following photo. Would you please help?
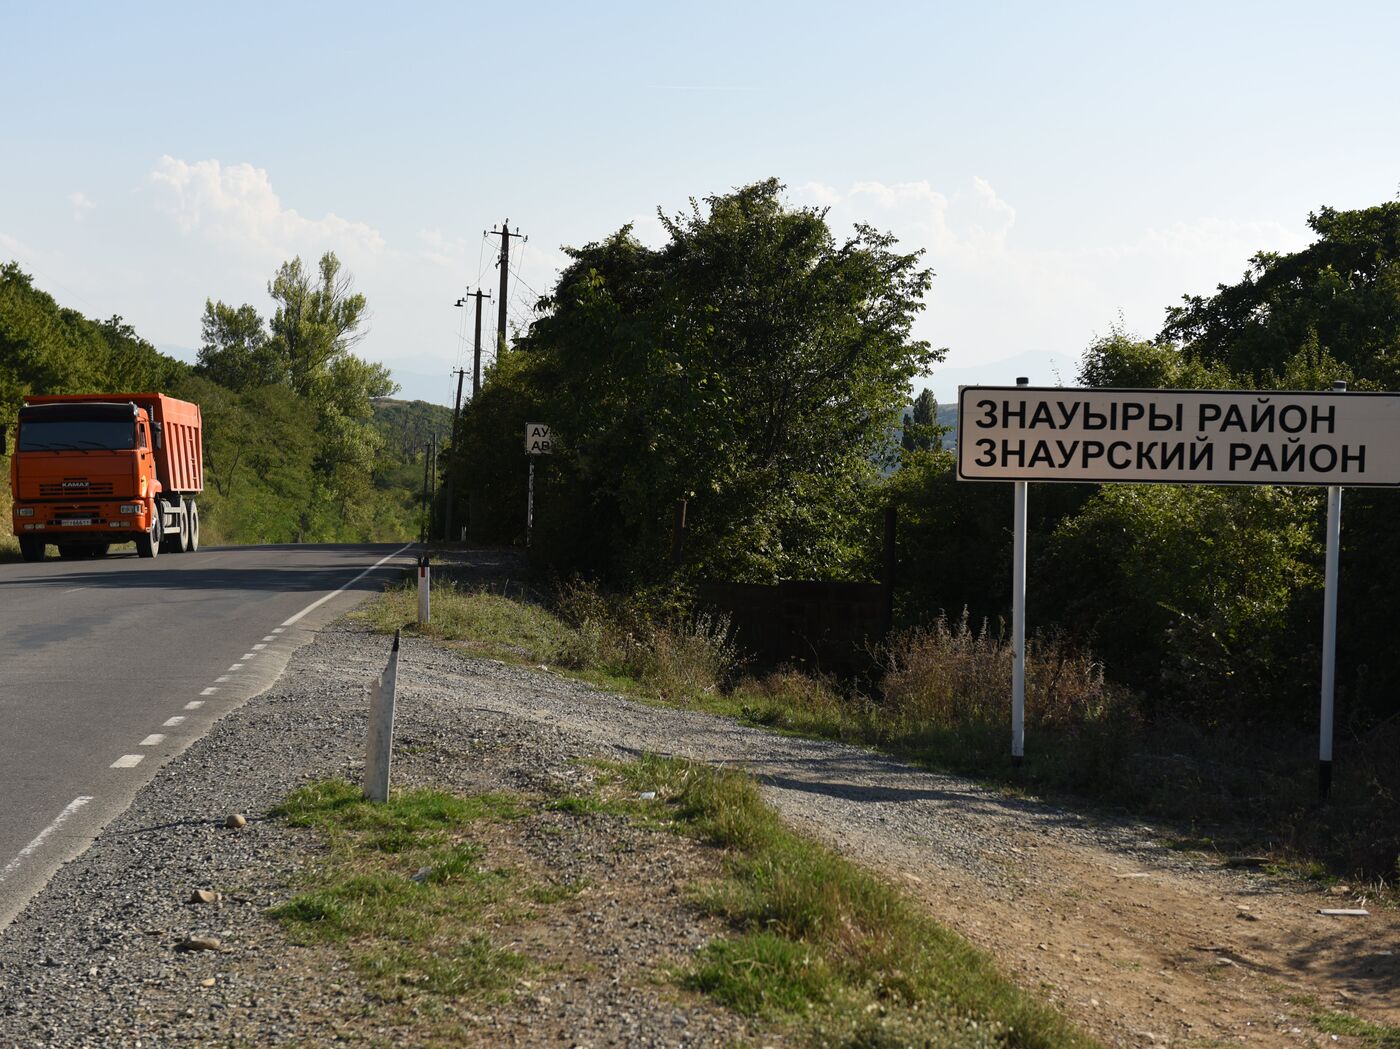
[1010,377,1028,767]
[524,423,552,549]
[1319,380,1347,801]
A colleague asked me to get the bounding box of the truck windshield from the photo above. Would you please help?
[18,419,137,451]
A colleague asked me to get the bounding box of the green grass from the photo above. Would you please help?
[269,780,528,1004]
[357,578,573,663]
[604,755,1101,1048]
[1312,1011,1400,1047]
[357,580,1400,885]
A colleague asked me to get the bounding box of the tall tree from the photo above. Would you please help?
[462,179,938,582]
[902,388,938,452]
[267,252,369,398]
[196,300,284,390]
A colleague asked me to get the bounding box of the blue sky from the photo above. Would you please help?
[3,1,1398,405]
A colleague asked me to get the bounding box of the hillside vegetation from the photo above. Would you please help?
[1,257,440,551]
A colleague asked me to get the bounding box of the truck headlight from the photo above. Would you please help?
[16,508,34,517]
[120,504,141,515]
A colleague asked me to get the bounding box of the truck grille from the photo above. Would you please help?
[41,480,115,496]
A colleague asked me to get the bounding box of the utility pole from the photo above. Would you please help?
[486,219,527,353]
[428,433,438,542]
[451,367,467,439]
[419,442,431,544]
[445,371,465,546]
[453,288,492,397]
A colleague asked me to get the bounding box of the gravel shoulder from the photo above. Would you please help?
[2,601,1396,1048]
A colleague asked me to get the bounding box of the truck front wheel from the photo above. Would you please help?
[136,510,162,559]
[18,537,45,563]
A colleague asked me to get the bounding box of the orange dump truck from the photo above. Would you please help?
[5,393,203,562]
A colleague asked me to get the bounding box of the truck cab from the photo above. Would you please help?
[6,394,203,562]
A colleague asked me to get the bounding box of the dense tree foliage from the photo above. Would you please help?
[1,261,426,548]
[1164,203,1400,385]
[452,179,938,583]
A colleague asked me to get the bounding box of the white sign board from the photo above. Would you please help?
[957,386,1400,487]
[525,423,553,455]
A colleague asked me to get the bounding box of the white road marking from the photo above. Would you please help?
[139,734,166,746]
[214,675,230,683]
[162,716,186,727]
[111,755,144,769]
[252,643,267,650]
[240,653,256,660]
[200,687,218,696]
[260,636,276,642]
[271,628,285,634]
[63,586,87,594]
[280,543,414,627]
[228,663,244,671]
[184,701,204,711]
[0,796,94,884]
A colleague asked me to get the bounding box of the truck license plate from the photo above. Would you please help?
[62,518,93,526]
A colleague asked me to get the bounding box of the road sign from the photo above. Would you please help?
[525,423,553,455]
[957,386,1400,487]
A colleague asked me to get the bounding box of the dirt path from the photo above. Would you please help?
[415,644,1400,1048]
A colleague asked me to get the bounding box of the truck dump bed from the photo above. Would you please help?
[24,393,204,494]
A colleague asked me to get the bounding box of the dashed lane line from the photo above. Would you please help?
[200,687,218,696]
[162,716,186,728]
[184,701,204,711]
[110,755,143,769]
[138,734,166,746]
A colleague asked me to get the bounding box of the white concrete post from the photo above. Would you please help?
[417,555,430,626]
[364,629,399,803]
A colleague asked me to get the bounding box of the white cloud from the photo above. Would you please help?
[68,191,95,219]
[0,230,32,257]
[417,228,468,269]
[788,177,1312,383]
[148,155,386,261]
[797,180,842,207]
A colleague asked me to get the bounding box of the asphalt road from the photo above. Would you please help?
[0,541,416,932]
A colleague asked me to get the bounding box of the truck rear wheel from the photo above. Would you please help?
[18,537,45,562]
[137,511,162,559]
[161,506,188,554]
[187,501,200,552]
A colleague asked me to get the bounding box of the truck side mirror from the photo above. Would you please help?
[151,421,163,450]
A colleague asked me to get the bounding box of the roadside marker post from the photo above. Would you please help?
[957,378,1394,795]
[364,630,400,803]
[417,555,430,626]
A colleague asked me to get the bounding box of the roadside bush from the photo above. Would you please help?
[552,579,738,702]
[880,611,1127,730]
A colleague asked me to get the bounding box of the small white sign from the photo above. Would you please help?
[525,423,553,455]
[957,386,1400,487]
